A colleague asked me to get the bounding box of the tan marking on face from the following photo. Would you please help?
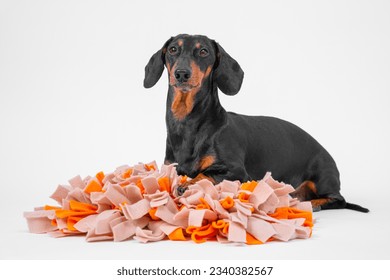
[170,61,212,120]
[168,62,176,86]
[195,42,201,48]
[171,88,198,120]
[204,65,212,78]
[178,40,183,46]
[198,155,215,171]
[188,61,203,87]
[166,61,171,74]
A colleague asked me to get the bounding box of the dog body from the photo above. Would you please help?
[144,34,368,212]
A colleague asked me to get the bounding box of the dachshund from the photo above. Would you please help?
[143,34,368,212]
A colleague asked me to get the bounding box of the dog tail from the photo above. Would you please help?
[345,202,369,213]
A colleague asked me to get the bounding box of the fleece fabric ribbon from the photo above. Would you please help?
[24,161,313,245]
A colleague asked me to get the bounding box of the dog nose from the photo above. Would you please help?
[174,69,191,83]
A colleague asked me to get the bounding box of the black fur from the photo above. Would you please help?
[144,34,369,213]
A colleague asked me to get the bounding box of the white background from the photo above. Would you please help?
[1,0,389,260]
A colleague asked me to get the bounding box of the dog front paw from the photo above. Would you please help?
[176,184,189,196]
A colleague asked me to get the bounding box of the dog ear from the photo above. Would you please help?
[143,37,173,88]
[212,41,244,95]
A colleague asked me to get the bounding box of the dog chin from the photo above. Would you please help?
[177,87,191,93]
[174,84,198,93]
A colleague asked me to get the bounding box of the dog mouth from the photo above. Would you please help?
[173,83,199,92]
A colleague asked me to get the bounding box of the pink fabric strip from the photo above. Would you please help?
[122,199,150,220]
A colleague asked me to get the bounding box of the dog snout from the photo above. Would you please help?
[174,69,192,83]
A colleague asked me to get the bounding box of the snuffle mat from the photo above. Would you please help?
[24,161,313,245]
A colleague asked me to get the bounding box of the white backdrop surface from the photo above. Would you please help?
[0,0,389,259]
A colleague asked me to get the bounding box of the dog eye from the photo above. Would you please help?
[199,48,209,57]
[169,46,178,55]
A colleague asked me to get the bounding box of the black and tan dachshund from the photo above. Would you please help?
[144,34,368,212]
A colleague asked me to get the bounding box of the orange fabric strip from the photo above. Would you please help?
[44,205,61,210]
[220,196,234,209]
[122,169,132,179]
[168,228,186,241]
[149,208,160,221]
[158,177,171,193]
[196,197,211,210]
[145,164,156,171]
[95,171,105,184]
[238,192,250,203]
[84,180,102,194]
[246,233,263,245]
[211,220,226,229]
[191,224,217,243]
[241,181,258,192]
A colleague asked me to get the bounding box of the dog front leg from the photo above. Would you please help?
[164,140,175,165]
[176,166,251,196]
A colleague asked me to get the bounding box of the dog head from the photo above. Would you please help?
[144,34,244,96]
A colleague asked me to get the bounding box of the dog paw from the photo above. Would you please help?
[312,205,321,212]
[176,185,188,196]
